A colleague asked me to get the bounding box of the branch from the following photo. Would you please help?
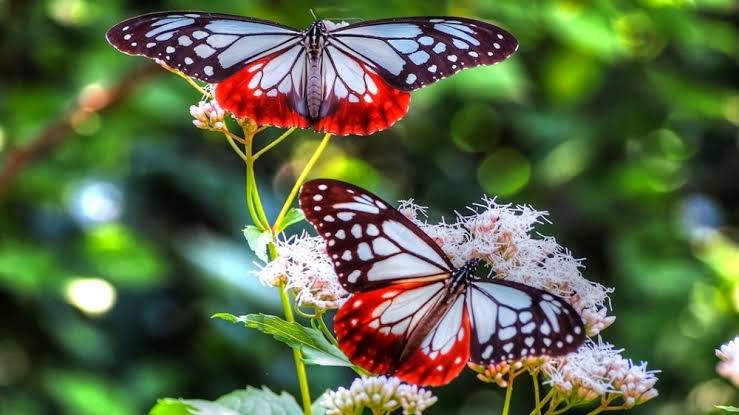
[0,64,160,198]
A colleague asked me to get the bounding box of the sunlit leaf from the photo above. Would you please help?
[149,387,301,415]
[717,406,739,412]
[212,313,352,367]
[242,226,271,263]
[280,208,305,230]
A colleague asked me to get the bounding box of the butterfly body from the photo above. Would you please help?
[299,179,586,386]
[107,12,518,135]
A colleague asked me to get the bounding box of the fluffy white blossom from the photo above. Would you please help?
[716,335,739,387]
[320,376,437,415]
[400,197,615,334]
[544,339,659,407]
[258,232,348,309]
[190,100,225,131]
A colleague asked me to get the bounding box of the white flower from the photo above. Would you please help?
[716,336,739,387]
[544,339,659,406]
[320,376,437,415]
[257,232,348,309]
[189,99,225,131]
[399,197,615,333]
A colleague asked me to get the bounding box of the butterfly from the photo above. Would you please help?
[106,12,517,136]
[299,179,586,386]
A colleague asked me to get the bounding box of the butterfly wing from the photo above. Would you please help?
[327,17,518,92]
[299,179,454,292]
[467,280,586,364]
[335,281,470,386]
[107,12,311,128]
[314,48,410,135]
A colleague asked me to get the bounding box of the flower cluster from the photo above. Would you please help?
[716,335,739,387]
[320,376,437,415]
[401,197,616,336]
[258,232,347,309]
[189,99,226,131]
[544,339,659,408]
[469,357,547,387]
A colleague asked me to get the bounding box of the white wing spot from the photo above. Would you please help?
[313,194,323,201]
[193,31,208,40]
[541,322,551,335]
[178,35,192,46]
[502,342,514,353]
[433,43,446,54]
[448,55,457,62]
[348,95,359,103]
[146,42,156,48]
[497,34,504,39]
[418,36,434,45]
[372,237,400,256]
[318,184,328,190]
[566,334,574,343]
[406,74,417,85]
[521,322,535,334]
[409,50,430,65]
[365,74,378,94]
[363,94,373,103]
[185,57,194,65]
[367,224,379,236]
[468,51,478,57]
[342,250,353,261]
[337,212,356,221]
[347,270,361,283]
[194,44,216,58]
[357,242,373,260]
[452,39,469,49]
[333,202,379,214]
[482,345,493,359]
[335,230,346,239]
[351,224,362,238]
[525,337,534,347]
[428,64,437,73]
[122,26,130,31]
[353,300,363,308]
[574,326,582,334]
[204,66,214,76]
[313,206,321,211]
[498,326,516,341]
[494,42,501,49]
[124,34,132,40]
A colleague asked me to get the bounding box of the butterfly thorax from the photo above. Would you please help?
[396,259,479,364]
[304,21,328,119]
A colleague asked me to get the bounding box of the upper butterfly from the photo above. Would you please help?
[299,179,586,386]
[106,12,518,136]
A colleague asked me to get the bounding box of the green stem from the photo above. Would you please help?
[501,369,515,415]
[279,285,312,415]
[529,389,554,415]
[254,127,297,160]
[531,371,542,415]
[316,312,339,347]
[272,133,332,233]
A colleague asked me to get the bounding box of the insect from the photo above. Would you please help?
[299,179,586,386]
[107,12,517,136]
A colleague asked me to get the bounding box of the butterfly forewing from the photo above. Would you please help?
[106,12,302,83]
[328,17,518,92]
[299,179,453,292]
[466,280,586,365]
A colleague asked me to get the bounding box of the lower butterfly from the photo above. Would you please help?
[299,179,586,386]
[106,12,517,136]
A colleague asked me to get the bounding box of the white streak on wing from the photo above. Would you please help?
[260,46,301,88]
[145,19,194,38]
[278,76,292,93]
[347,270,361,283]
[427,295,465,354]
[338,24,422,38]
[381,220,449,269]
[469,288,496,343]
[207,34,238,48]
[327,47,366,94]
[389,39,419,53]
[323,58,337,99]
[334,81,348,98]
[156,32,174,41]
[218,35,296,68]
[379,283,443,324]
[333,202,379,214]
[434,23,480,46]
[333,39,404,76]
[372,237,400,256]
[452,39,469,50]
[151,17,183,27]
[541,302,561,333]
[367,253,445,280]
[205,20,297,35]
[291,52,305,97]
[447,23,476,34]
[391,318,411,335]
[474,283,532,309]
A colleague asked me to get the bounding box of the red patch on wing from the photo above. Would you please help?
[394,309,470,386]
[335,282,470,386]
[315,68,410,136]
[215,57,310,130]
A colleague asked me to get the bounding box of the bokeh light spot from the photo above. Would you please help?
[64,277,117,316]
[477,149,531,196]
[69,181,123,227]
[451,103,500,153]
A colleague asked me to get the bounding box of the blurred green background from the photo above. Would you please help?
[1,0,737,414]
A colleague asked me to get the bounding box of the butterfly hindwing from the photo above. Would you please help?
[314,51,410,136]
[335,281,470,386]
[215,47,311,128]
[299,179,453,292]
[466,280,586,365]
[327,17,518,92]
[106,11,302,83]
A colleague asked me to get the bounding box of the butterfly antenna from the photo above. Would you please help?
[309,8,318,21]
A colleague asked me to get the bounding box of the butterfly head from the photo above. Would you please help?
[305,21,327,51]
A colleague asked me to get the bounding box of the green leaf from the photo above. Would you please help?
[148,387,301,415]
[212,313,352,368]
[279,208,305,230]
[242,226,271,263]
[717,406,739,412]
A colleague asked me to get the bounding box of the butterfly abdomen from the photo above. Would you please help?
[306,54,323,119]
